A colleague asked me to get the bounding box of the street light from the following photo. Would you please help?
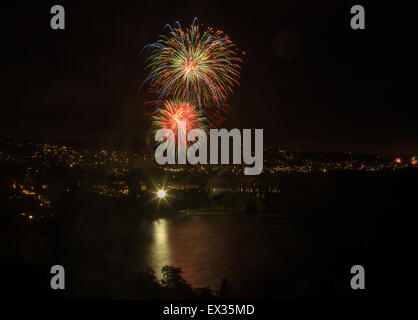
[157,189,166,199]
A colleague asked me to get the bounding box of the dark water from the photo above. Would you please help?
[142,215,321,291]
[4,209,417,298]
[140,212,418,298]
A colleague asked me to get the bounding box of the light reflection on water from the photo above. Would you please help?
[143,215,312,290]
[147,219,171,278]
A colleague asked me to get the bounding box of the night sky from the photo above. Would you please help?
[1,1,417,156]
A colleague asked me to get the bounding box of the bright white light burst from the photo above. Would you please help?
[157,190,166,199]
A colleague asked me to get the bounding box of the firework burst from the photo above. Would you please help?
[142,18,242,126]
[152,99,207,148]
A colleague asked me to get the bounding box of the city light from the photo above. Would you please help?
[157,189,167,199]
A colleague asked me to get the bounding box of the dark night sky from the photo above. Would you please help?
[1,1,417,156]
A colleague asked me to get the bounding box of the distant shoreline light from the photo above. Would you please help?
[157,189,167,199]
